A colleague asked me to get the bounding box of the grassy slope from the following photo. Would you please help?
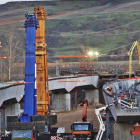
[0,0,140,60]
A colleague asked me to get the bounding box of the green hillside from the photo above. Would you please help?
[0,0,140,59]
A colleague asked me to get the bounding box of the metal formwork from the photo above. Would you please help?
[103,79,140,122]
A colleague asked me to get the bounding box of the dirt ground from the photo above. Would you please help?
[52,104,100,133]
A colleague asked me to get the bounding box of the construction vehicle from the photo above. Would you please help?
[71,93,94,140]
[128,41,140,78]
[95,98,136,140]
[11,130,35,140]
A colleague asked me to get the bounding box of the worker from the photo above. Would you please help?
[80,89,85,106]
[107,86,112,94]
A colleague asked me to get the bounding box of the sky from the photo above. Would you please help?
[0,0,46,4]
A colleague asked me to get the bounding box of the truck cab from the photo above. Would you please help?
[12,130,34,140]
[71,122,94,140]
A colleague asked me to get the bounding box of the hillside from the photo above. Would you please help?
[1,0,140,80]
[0,0,140,57]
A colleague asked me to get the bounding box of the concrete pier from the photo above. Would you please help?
[52,93,71,111]
[0,109,5,135]
[114,123,135,140]
[5,103,20,126]
[51,88,99,111]
[0,103,20,135]
[85,89,99,105]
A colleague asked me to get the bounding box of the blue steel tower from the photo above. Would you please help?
[20,14,38,122]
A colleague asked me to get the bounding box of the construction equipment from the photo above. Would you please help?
[128,41,140,78]
[130,124,140,140]
[71,95,94,140]
[34,7,50,117]
[95,103,114,140]
[7,8,57,139]
[71,122,93,140]
[81,100,88,122]
[11,130,34,140]
[7,13,44,139]
[95,98,135,140]
[19,13,38,122]
[34,6,57,128]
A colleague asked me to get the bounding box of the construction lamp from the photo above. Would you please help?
[88,51,94,56]
[95,51,99,56]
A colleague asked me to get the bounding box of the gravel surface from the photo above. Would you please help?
[52,104,100,133]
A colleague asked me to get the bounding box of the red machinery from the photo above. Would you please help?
[71,99,94,140]
[130,124,140,140]
[81,100,88,122]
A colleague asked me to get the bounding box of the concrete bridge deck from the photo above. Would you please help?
[0,75,99,107]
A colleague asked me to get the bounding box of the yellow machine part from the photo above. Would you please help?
[34,7,50,117]
[128,41,140,78]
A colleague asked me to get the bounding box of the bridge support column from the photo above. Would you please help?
[52,93,71,111]
[0,109,5,135]
[5,103,20,127]
[84,89,99,105]
[114,123,135,140]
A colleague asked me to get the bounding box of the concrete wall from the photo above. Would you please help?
[52,93,71,111]
[114,123,135,140]
[85,89,99,105]
[0,109,5,135]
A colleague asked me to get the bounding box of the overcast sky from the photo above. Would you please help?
[0,0,47,4]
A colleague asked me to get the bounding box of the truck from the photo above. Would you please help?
[71,96,94,140]
[11,130,34,140]
[71,121,94,140]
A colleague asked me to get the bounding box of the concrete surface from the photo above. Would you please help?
[49,75,99,92]
[0,109,5,135]
[114,123,135,140]
[5,103,20,126]
[0,75,99,107]
[52,93,71,111]
[51,89,100,111]
[0,85,24,106]
[85,89,99,105]
[52,105,99,133]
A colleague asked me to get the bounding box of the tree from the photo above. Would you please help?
[1,26,25,81]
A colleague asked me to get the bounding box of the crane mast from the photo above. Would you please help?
[34,7,50,117]
[20,13,38,122]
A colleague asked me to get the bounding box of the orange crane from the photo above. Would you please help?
[34,7,50,117]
